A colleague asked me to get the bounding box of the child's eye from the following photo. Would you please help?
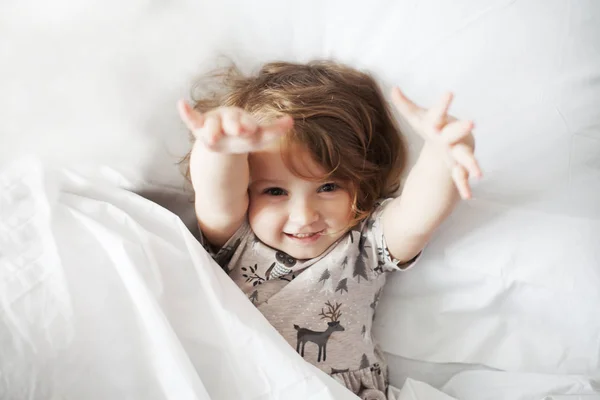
[263,187,287,196]
[318,182,338,193]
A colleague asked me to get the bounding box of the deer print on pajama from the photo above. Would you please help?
[294,301,344,362]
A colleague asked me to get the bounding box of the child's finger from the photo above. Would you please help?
[452,165,471,199]
[427,92,453,130]
[253,116,294,150]
[259,115,294,136]
[440,120,474,144]
[177,100,205,131]
[239,113,258,134]
[202,114,223,145]
[391,87,421,122]
[221,109,245,136]
[451,143,483,178]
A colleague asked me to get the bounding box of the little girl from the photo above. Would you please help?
[178,61,481,399]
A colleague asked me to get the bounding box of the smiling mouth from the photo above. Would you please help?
[285,230,324,239]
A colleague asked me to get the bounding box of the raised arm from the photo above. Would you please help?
[188,140,249,248]
[381,89,482,263]
[178,101,292,247]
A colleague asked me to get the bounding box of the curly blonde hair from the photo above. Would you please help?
[181,60,407,225]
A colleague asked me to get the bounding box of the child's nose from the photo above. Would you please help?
[289,200,319,226]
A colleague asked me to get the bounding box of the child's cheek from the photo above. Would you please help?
[249,199,276,223]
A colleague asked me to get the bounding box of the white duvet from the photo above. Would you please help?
[0,159,358,400]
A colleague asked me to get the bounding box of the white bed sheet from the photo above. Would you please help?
[386,355,600,400]
[375,197,600,374]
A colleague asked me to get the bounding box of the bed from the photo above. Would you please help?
[1,0,599,399]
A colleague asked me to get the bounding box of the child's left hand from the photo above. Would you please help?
[391,87,482,199]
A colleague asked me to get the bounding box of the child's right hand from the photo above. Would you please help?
[177,100,293,154]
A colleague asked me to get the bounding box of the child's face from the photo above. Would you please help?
[247,145,354,260]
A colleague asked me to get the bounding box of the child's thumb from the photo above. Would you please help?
[177,100,205,132]
[261,115,294,135]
